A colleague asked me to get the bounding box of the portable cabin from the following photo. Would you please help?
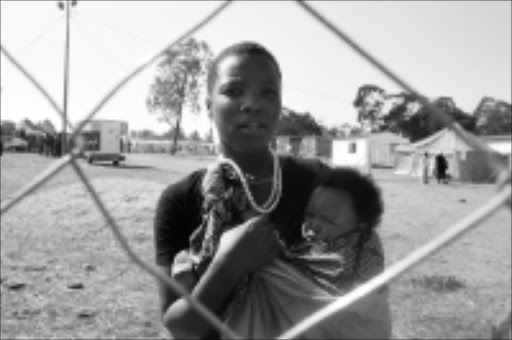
[80,119,128,165]
[331,131,409,172]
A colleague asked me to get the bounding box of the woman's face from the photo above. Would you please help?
[207,53,282,154]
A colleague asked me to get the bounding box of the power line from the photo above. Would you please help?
[70,17,127,70]
[64,9,356,107]
[73,10,158,46]
[284,83,354,104]
[19,14,64,55]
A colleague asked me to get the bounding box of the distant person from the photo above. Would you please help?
[435,152,449,184]
[421,152,430,184]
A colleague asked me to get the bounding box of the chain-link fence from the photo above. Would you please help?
[1,1,510,339]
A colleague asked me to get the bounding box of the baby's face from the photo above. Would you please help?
[302,186,359,242]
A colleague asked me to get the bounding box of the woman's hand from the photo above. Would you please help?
[213,215,280,277]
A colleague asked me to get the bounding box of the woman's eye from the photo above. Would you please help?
[262,88,278,97]
[221,86,243,97]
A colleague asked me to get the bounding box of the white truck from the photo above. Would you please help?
[80,119,128,166]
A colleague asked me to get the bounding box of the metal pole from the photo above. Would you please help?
[61,0,71,155]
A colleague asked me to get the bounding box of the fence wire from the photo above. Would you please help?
[1,1,510,339]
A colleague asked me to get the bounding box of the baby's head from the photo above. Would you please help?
[302,167,383,243]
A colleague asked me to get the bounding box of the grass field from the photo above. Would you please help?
[1,152,510,339]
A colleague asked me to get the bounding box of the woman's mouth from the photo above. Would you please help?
[238,122,268,134]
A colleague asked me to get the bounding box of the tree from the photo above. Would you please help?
[204,128,214,143]
[161,127,185,141]
[381,92,418,135]
[146,38,212,154]
[398,97,476,142]
[133,129,159,140]
[37,119,57,134]
[1,120,16,137]
[353,84,386,132]
[324,126,342,138]
[188,130,202,141]
[473,97,511,135]
[276,107,324,136]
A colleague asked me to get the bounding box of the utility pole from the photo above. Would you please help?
[57,0,76,156]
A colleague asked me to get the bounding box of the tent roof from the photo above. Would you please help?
[396,124,481,153]
[480,135,512,143]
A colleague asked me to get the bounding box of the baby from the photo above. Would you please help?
[223,167,391,339]
[287,166,386,294]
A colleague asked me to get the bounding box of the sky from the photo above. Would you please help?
[1,1,511,137]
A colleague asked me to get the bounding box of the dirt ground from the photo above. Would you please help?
[1,152,510,339]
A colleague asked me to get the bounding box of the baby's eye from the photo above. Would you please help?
[304,212,316,221]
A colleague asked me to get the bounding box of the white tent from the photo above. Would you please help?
[394,125,505,182]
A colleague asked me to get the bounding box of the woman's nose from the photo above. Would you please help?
[240,95,262,113]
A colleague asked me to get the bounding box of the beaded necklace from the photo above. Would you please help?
[218,149,282,214]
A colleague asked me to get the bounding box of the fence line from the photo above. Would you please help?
[1,1,510,339]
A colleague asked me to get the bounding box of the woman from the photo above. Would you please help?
[154,41,327,339]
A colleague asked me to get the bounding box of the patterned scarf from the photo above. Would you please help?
[188,160,258,286]
[287,230,385,294]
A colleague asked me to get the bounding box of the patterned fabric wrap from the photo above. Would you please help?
[223,258,391,339]
[178,159,389,338]
[286,230,385,294]
[222,232,389,339]
[188,161,257,279]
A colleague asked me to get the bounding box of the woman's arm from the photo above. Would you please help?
[160,215,280,339]
[157,258,243,339]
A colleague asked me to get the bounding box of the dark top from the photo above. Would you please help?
[154,155,329,266]
[154,155,328,339]
[435,154,448,170]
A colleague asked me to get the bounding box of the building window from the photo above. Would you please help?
[349,142,357,154]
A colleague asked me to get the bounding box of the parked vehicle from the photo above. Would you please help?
[79,120,128,166]
[3,137,29,152]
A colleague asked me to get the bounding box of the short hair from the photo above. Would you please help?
[206,41,282,95]
[313,167,384,231]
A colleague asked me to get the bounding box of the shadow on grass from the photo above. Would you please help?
[409,274,466,293]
